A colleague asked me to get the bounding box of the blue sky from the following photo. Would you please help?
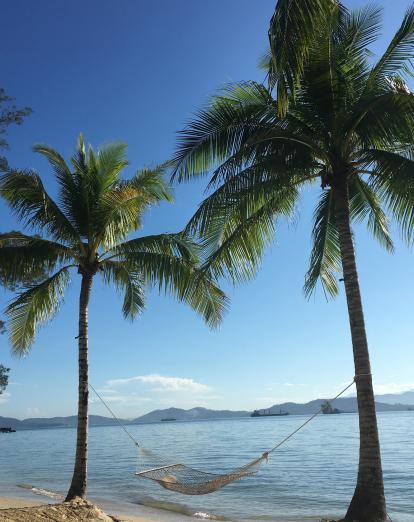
[1,0,414,419]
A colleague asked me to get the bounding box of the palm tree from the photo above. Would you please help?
[0,135,227,501]
[171,5,414,521]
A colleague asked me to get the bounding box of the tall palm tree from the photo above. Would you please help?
[172,5,414,521]
[0,135,227,501]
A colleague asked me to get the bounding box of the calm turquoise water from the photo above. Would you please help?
[0,412,412,521]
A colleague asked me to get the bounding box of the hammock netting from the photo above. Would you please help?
[89,380,356,496]
[135,452,267,495]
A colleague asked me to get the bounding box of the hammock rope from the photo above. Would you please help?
[88,377,358,495]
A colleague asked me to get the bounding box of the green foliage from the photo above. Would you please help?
[0,364,9,394]
[173,4,414,298]
[6,268,72,355]
[0,136,227,353]
[267,0,342,115]
[0,88,32,171]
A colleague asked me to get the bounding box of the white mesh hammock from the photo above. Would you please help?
[135,457,266,495]
[135,447,268,495]
[89,379,356,496]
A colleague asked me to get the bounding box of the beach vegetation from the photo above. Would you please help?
[0,87,32,172]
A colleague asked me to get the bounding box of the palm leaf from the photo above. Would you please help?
[304,189,341,298]
[105,233,199,264]
[200,186,297,283]
[368,5,414,85]
[95,142,129,190]
[6,267,72,354]
[101,261,145,319]
[172,82,275,181]
[0,232,75,285]
[268,0,341,114]
[366,148,414,243]
[0,170,82,246]
[349,175,393,252]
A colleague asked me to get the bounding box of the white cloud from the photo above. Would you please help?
[0,392,10,404]
[374,382,414,395]
[107,373,210,393]
[95,388,121,395]
[90,394,152,405]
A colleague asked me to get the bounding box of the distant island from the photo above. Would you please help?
[2,390,413,430]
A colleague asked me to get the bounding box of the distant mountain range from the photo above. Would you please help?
[373,390,414,405]
[1,391,413,430]
[135,406,248,424]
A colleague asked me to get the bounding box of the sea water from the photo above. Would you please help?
[0,412,412,521]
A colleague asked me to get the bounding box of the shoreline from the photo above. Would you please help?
[0,495,207,521]
[0,493,336,522]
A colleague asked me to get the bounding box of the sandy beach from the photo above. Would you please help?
[0,496,205,522]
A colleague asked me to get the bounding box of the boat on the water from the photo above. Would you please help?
[0,427,16,433]
[321,401,341,414]
[251,409,289,417]
[161,418,176,422]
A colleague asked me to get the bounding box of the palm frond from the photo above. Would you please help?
[5,267,72,354]
[366,148,414,243]
[128,164,173,205]
[105,232,199,264]
[95,142,129,189]
[180,268,229,328]
[368,5,414,84]
[304,189,341,298]
[172,82,275,181]
[93,166,172,250]
[101,261,145,319]
[349,175,394,252]
[0,169,82,246]
[121,250,227,327]
[338,3,382,56]
[105,232,226,327]
[268,0,341,114]
[0,232,75,285]
[33,144,75,188]
[200,184,297,283]
[348,91,414,148]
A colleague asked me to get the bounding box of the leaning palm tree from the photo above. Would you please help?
[172,5,414,521]
[0,135,227,501]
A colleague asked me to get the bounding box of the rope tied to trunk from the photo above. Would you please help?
[88,383,140,447]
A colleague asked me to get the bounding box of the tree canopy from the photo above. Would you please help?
[0,364,9,394]
[0,87,32,171]
[172,3,414,297]
[0,135,227,354]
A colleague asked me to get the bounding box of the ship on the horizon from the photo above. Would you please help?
[251,409,289,417]
[161,417,176,422]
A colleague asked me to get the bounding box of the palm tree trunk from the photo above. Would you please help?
[333,176,387,522]
[65,273,93,501]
